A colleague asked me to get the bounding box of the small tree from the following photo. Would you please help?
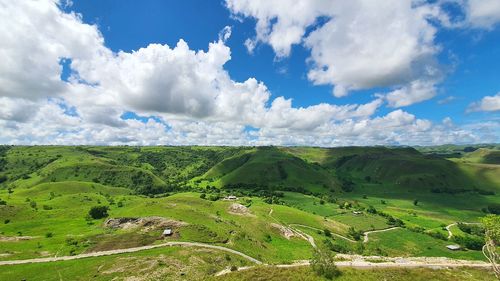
[413,199,419,206]
[88,206,109,219]
[347,227,363,241]
[482,215,500,279]
[324,229,332,237]
[310,247,340,280]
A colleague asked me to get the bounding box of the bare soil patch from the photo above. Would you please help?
[104,216,187,232]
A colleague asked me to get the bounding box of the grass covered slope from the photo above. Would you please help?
[0,145,498,280]
[461,148,500,164]
[203,147,337,192]
[214,266,496,281]
[0,146,248,194]
[325,147,477,191]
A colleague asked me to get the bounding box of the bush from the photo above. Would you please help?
[324,239,350,254]
[88,205,109,219]
[427,231,447,241]
[230,265,238,272]
[324,229,331,237]
[457,223,485,236]
[4,219,10,224]
[453,235,484,250]
[0,198,6,205]
[487,204,500,215]
[45,232,53,238]
[347,227,363,241]
[200,193,206,199]
[366,205,377,214]
[311,248,341,280]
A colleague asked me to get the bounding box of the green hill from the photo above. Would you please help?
[462,148,500,164]
[286,146,481,192]
[203,147,338,192]
[1,145,498,195]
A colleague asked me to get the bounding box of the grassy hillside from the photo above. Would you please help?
[2,145,496,195]
[202,147,337,193]
[461,148,500,164]
[1,145,498,280]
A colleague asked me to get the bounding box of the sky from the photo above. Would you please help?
[0,0,499,146]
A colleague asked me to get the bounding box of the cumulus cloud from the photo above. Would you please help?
[0,0,104,101]
[0,0,497,146]
[467,93,500,112]
[465,0,500,29]
[384,80,437,108]
[227,0,443,104]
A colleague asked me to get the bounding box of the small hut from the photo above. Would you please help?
[162,228,173,236]
[446,244,461,251]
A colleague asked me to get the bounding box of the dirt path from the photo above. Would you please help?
[215,254,492,276]
[0,241,262,266]
[363,227,400,243]
[445,222,482,239]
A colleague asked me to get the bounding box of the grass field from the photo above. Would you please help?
[213,266,496,281]
[0,246,251,281]
[0,145,498,280]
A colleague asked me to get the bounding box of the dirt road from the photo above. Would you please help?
[215,254,492,276]
[363,227,400,243]
[0,241,262,266]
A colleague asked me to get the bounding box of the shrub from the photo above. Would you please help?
[324,229,331,237]
[366,205,377,214]
[45,232,53,238]
[457,223,485,236]
[311,248,341,280]
[88,205,109,219]
[0,198,6,205]
[42,205,52,210]
[347,227,363,241]
[230,265,238,271]
[324,239,350,254]
[200,193,206,199]
[453,235,484,250]
[427,231,447,241]
[208,194,219,201]
[4,219,10,224]
[487,204,500,215]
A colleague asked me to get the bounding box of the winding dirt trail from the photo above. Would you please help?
[363,227,400,243]
[0,241,262,266]
[215,254,492,276]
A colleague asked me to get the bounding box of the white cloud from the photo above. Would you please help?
[227,0,443,107]
[0,0,497,146]
[466,0,500,29]
[0,0,105,101]
[384,80,437,108]
[467,93,500,112]
[225,0,327,57]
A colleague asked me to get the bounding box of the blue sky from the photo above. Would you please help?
[0,0,499,145]
[64,0,500,124]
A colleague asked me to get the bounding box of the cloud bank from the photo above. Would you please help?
[0,0,498,146]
